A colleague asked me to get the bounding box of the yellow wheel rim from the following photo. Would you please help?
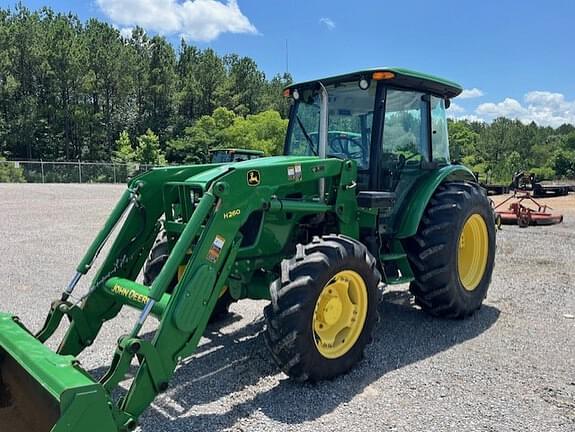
[312,270,368,359]
[457,214,489,291]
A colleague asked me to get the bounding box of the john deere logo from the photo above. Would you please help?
[247,170,260,186]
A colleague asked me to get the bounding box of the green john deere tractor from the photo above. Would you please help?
[0,67,496,432]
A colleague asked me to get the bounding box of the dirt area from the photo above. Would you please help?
[0,184,573,432]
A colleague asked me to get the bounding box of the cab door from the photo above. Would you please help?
[377,88,432,193]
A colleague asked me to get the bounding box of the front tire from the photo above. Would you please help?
[143,233,235,324]
[264,235,381,382]
[403,181,496,318]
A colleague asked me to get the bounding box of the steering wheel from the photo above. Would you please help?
[397,151,421,169]
[329,135,366,162]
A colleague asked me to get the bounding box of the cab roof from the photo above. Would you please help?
[286,67,463,99]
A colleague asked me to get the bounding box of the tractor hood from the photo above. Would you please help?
[127,155,330,197]
[183,155,323,188]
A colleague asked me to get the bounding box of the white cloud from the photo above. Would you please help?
[447,102,483,122]
[97,0,257,42]
[476,91,575,127]
[319,17,336,30]
[477,97,525,118]
[447,102,465,115]
[459,88,484,99]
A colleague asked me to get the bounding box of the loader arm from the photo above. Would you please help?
[0,156,358,432]
[108,156,357,423]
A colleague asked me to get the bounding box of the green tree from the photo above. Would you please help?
[224,54,265,115]
[166,111,227,164]
[0,6,295,167]
[491,150,523,182]
[222,110,288,155]
[564,131,575,151]
[448,120,479,160]
[113,130,135,163]
[147,36,176,142]
[166,107,287,163]
[262,73,293,118]
[166,134,208,165]
[551,149,575,178]
[127,27,151,136]
[175,40,200,127]
[43,11,85,160]
[135,129,166,165]
[83,19,132,159]
[195,48,226,116]
[0,156,25,182]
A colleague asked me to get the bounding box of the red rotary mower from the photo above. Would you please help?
[494,191,564,228]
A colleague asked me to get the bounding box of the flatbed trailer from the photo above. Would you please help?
[532,182,570,198]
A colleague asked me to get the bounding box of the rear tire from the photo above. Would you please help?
[143,233,234,324]
[264,235,381,382]
[403,181,496,318]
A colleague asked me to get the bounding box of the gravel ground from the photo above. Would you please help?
[0,183,573,431]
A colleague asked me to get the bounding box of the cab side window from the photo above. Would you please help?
[382,89,430,166]
[431,96,450,164]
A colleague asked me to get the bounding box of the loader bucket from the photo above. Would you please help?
[0,313,118,432]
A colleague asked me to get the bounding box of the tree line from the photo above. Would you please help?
[449,118,575,182]
[0,5,291,164]
[1,6,573,184]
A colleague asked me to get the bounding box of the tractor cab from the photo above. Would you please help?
[283,68,462,195]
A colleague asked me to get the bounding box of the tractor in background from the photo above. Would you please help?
[209,148,264,163]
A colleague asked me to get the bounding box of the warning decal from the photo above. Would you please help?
[207,235,226,263]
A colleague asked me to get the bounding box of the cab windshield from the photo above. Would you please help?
[285,81,376,169]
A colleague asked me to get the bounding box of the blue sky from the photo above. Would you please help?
[3,0,575,126]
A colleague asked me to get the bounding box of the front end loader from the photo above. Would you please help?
[0,67,496,431]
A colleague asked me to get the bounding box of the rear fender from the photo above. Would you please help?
[394,165,476,239]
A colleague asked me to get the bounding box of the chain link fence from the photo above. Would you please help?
[0,160,160,184]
